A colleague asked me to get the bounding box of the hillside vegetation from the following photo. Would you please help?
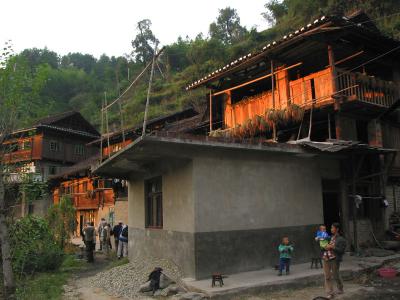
[1,0,399,131]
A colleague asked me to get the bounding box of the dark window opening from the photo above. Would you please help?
[49,165,57,175]
[356,120,369,144]
[310,78,316,101]
[145,177,163,228]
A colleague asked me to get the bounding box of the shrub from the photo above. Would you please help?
[10,216,63,275]
[47,196,76,249]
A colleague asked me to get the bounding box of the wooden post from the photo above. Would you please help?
[352,153,359,253]
[328,44,338,94]
[328,113,332,139]
[209,91,213,132]
[328,45,340,115]
[271,59,277,141]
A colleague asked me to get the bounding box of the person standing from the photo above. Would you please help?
[112,221,123,252]
[117,223,128,259]
[101,223,111,254]
[97,218,106,251]
[83,221,96,263]
[323,222,347,299]
[277,236,294,276]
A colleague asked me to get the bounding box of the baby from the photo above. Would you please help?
[315,225,335,260]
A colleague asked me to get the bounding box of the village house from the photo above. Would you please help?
[93,11,400,279]
[2,111,100,216]
[49,155,128,236]
[48,107,203,235]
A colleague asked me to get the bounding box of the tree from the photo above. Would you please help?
[131,19,159,64]
[209,7,247,44]
[0,45,26,299]
[262,0,288,25]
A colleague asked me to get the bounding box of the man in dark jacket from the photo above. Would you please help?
[323,222,347,299]
[112,221,123,252]
[148,267,163,295]
[83,222,96,263]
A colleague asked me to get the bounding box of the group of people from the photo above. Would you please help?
[82,218,129,262]
[277,222,347,299]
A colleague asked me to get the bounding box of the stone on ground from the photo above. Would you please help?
[88,256,185,299]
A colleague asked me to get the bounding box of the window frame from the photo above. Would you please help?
[48,165,57,175]
[49,140,60,152]
[74,144,85,156]
[145,176,163,229]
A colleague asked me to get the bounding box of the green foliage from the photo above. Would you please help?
[209,7,248,44]
[2,2,399,132]
[131,19,159,64]
[47,196,76,249]
[19,174,48,203]
[15,254,86,300]
[10,216,63,275]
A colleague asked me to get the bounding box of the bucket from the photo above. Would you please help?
[377,268,398,278]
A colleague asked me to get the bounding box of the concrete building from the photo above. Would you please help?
[93,11,400,280]
[94,134,351,279]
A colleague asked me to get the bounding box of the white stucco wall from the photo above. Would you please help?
[128,161,195,233]
[192,153,324,232]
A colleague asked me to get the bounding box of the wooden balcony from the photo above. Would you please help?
[3,149,33,163]
[337,70,398,108]
[70,189,114,210]
[223,68,398,129]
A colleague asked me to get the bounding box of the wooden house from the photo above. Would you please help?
[94,12,400,280]
[2,111,100,216]
[49,155,128,236]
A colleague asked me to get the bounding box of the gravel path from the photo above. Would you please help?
[87,257,184,299]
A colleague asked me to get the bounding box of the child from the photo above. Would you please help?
[278,236,294,276]
[315,225,335,260]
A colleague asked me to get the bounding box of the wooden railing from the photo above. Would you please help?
[3,149,32,163]
[337,70,398,108]
[223,67,398,129]
[70,189,114,209]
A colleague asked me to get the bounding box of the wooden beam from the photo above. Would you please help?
[209,91,213,132]
[212,62,302,97]
[325,50,364,68]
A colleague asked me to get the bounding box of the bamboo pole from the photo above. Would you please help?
[104,92,110,158]
[212,62,302,97]
[209,91,213,132]
[142,43,158,137]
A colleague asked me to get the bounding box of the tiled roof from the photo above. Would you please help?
[186,11,398,91]
[185,15,330,90]
[48,154,100,180]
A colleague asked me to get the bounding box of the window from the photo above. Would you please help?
[145,177,163,228]
[49,165,57,175]
[21,140,31,150]
[49,140,60,152]
[74,144,85,155]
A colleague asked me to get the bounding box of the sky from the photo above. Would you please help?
[1,0,269,58]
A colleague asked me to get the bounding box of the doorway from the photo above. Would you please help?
[322,180,341,234]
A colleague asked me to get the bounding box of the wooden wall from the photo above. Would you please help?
[53,177,115,210]
[223,67,333,129]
